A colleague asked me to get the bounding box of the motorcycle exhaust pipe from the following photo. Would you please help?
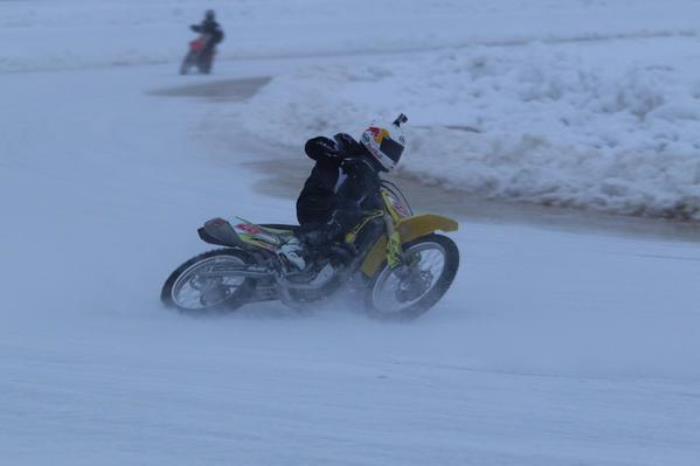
[197,267,273,279]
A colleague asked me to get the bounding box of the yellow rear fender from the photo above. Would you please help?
[361,214,459,278]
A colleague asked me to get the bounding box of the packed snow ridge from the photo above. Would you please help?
[240,45,700,220]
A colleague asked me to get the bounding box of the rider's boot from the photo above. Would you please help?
[278,237,306,270]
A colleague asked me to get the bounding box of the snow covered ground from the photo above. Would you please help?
[240,38,700,220]
[2,1,700,465]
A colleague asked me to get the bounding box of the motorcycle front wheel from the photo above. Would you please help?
[365,234,459,321]
[179,51,195,75]
[161,249,254,314]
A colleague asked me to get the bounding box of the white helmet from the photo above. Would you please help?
[360,114,408,172]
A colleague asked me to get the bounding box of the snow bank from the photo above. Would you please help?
[239,43,700,220]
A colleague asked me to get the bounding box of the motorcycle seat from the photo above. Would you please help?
[259,224,300,234]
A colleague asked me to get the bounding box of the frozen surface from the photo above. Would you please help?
[2,1,700,465]
[2,59,700,466]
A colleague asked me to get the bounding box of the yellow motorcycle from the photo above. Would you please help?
[161,180,459,320]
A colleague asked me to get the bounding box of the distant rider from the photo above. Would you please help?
[190,10,224,61]
[279,115,408,270]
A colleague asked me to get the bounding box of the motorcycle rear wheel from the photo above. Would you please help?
[197,50,213,74]
[161,249,254,314]
[365,234,459,321]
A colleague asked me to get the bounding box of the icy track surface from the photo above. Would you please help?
[1,59,700,466]
[2,1,700,465]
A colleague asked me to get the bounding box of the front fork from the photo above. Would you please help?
[384,214,403,269]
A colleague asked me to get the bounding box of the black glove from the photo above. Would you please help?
[334,133,368,157]
[305,136,341,161]
[332,133,354,152]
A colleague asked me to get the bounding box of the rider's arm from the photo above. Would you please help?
[328,158,381,235]
[336,158,378,207]
[304,136,342,163]
[332,133,365,155]
[305,133,366,162]
[202,21,224,42]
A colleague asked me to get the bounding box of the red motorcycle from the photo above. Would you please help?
[180,34,215,75]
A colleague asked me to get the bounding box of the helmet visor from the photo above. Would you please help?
[380,137,404,164]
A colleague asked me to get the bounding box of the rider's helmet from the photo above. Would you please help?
[360,114,408,172]
[205,9,216,21]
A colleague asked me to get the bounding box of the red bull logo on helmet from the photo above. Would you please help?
[367,127,390,144]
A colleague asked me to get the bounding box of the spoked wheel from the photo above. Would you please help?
[161,249,253,314]
[366,234,459,321]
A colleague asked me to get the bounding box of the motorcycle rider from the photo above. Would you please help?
[190,10,224,63]
[279,115,408,270]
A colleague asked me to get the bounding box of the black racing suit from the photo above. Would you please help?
[296,134,384,249]
[190,19,224,54]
